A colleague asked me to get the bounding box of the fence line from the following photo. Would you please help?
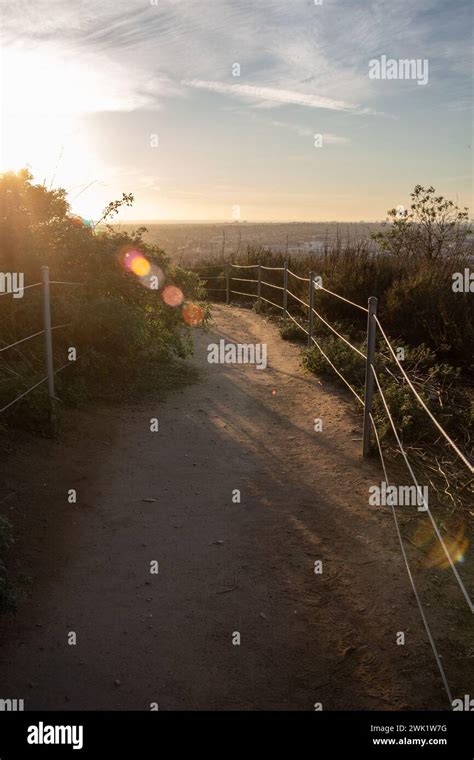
[0,282,42,297]
[287,269,310,283]
[370,412,453,705]
[311,334,365,405]
[0,267,80,417]
[198,260,471,700]
[230,289,255,299]
[3,265,469,558]
[209,263,369,411]
[311,306,366,359]
[0,328,46,353]
[0,357,78,415]
[375,315,473,474]
[2,259,470,705]
[197,261,471,472]
[261,280,284,291]
[287,311,309,337]
[371,366,473,613]
[259,294,284,311]
[49,281,82,286]
[315,283,369,313]
[286,288,309,309]
[0,375,51,415]
[0,323,72,354]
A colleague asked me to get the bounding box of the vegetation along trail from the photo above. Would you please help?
[0,304,469,710]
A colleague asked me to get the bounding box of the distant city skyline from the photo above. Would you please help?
[1,0,472,222]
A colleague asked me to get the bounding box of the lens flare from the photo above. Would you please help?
[68,214,96,230]
[162,285,184,307]
[119,248,160,287]
[182,302,204,327]
[412,518,469,569]
[424,527,468,569]
[130,255,150,277]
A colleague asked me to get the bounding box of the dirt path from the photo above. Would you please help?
[0,304,468,710]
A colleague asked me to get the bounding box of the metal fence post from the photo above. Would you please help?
[283,261,288,317]
[257,264,261,309]
[226,265,230,305]
[362,296,378,457]
[41,265,55,400]
[308,270,314,348]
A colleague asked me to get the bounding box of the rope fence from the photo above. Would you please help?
[287,268,310,283]
[196,260,472,473]
[0,282,42,296]
[369,412,453,705]
[195,259,473,704]
[0,266,81,417]
[1,256,471,706]
[371,365,473,613]
[374,315,472,473]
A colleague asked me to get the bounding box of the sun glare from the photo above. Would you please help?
[1,44,120,219]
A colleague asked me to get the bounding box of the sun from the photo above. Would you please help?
[0,44,110,219]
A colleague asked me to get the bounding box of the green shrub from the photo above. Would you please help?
[0,170,208,428]
[303,334,366,388]
[381,261,474,371]
[280,321,306,342]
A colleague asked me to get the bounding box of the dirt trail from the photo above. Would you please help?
[0,304,467,710]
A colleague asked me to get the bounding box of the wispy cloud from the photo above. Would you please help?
[2,0,471,221]
[182,80,372,114]
[2,0,472,114]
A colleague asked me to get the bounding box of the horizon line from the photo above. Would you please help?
[112,219,387,225]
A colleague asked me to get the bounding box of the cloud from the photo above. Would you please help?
[2,0,471,115]
[182,80,372,114]
[2,41,181,116]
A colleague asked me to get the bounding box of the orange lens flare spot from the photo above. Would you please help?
[423,530,469,570]
[162,285,184,307]
[182,302,204,327]
[130,255,151,277]
[119,247,150,277]
[413,519,469,569]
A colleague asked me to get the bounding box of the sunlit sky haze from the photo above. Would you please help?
[1,0,472,222]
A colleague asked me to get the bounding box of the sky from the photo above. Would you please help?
[0,0,472,222]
